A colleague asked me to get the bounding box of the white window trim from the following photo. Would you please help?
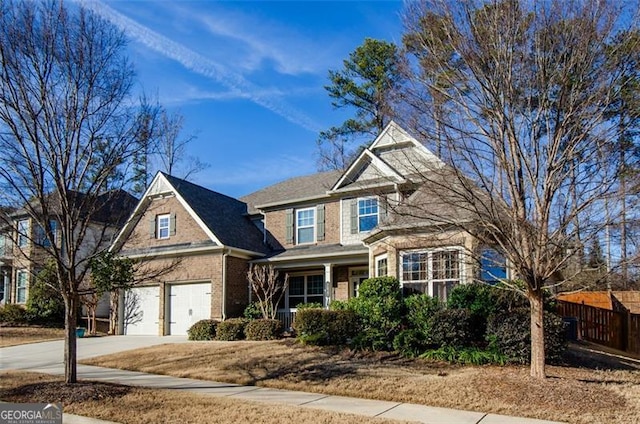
[357,197,379,233]
[16,269,28,304]
[295,207,315,245]
[157,214,171,240]
[284,271,325,310]
[399,247,466,295]
[375,254,388,277]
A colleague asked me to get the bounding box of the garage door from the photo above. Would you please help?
[168,282,212,335]
[125,286,160,335]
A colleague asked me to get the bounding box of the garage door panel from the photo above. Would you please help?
[125,286,159,335]
[169,282,212,335]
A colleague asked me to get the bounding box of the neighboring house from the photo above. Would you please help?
[0,191,136,312]
[113,122,508,335]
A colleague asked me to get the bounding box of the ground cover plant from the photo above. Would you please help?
[81,339,640,424]
[1,371,409,424]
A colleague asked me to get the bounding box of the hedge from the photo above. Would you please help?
[244,319,282,340]
[293,308,359,346]
[187,319,219,341]
[216,318,249,341]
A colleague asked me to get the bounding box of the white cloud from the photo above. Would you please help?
[78,1,323,133]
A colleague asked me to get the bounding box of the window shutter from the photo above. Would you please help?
[316,204,325,241]
[285,209,294,244]
[170,213,177,235]
[149,217,156,239]
[379,196,387,223]
[350,199,358,234]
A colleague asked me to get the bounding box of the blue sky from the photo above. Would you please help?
[82,1,405,198]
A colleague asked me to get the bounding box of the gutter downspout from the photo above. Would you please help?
[222,249,228,321]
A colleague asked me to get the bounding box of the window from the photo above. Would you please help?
[400,248,463,300]
[296,208,315,244]
[480,248,507,284]
[16,270,28,303]
[35,220,57,247]
[287,274,324,308]
[0,233,6,256]
[17,219,29,248]
[157,214,171,239]
[358,198,378,232]
[376,255,388,277]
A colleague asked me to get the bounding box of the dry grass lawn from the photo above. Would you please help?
[0,326,64,347]
[82,339,640,424]
[1,371,410,424]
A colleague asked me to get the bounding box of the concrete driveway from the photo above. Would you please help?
[0,335,187,370]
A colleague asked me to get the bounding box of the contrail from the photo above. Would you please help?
[77,1,323,133]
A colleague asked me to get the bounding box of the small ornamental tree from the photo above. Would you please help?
[89,251,135,334]
[247,264,289,320]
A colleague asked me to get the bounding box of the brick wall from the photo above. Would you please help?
[334,265,349,301]
[225,255,250,317]
[123,196,210,250]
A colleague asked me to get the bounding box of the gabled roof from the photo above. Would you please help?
[330,121,444,193]
[113,172,268,255]
[240,170,342,214]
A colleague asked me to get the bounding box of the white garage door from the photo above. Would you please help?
[125,286,160,335]
[168,282,212,335]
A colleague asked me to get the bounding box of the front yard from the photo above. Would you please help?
[0,370,409,424]
[80,339,640,424]
[0,326,64,347]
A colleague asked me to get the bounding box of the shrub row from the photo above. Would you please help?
[293,308,360,346]
[187,318,283,341]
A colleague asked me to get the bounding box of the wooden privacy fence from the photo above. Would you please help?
[557,300,640,356]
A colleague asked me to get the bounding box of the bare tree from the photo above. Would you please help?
[401,0,639,378]
[247,264,289,320]
[0,0,145,383]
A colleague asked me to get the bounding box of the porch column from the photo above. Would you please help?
[323,263,332,308]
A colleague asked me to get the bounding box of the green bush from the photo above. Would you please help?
[26,273,65,325]
[329,300,349,310]
[187,319,219,341]
[348,277,403,350]
[486,308,567,364]
[421,346,507,365]
[244,319,282,340]
[448,283,498,318]
[429,308,479,348]
[404,294,442,336]
[0,304,28,325]
[293,308,360,346]
[216,318,249,341]
[393,329,427,357]
[243,302,263,320]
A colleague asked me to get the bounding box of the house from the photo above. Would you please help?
[0,190,136,312]
[112,122,507,335]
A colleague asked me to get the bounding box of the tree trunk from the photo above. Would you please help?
[64,293,79,384]
[529,291,546,379]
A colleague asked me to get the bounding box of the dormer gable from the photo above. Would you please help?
[329,121,444,194]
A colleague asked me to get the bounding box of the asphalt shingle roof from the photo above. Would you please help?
[162,173,268,254]
[240,170,342,214]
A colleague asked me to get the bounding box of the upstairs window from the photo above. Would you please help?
[35,220,57,247]
[157,214,171,239]
[0,233,7,256]
[17,219,29,248]
[296,208,315,244]
[358,198,378,232]
[480,248,507,284]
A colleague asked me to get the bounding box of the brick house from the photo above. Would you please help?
[113,122,508,335]
[0,191,136,310]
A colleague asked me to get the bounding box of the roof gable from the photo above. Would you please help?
[112,173,267,255]
[330,121,443,193]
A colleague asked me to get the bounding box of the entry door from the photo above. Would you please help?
[168,283,212,335]
[349,267,369,298]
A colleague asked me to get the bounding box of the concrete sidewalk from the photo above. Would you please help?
[26,363,563,424]
[1,337,565,424]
